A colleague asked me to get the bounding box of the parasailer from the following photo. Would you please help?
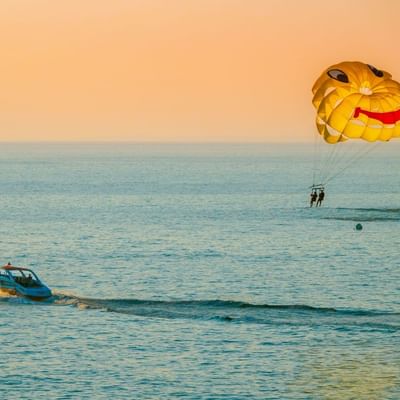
[309,190,317,207]
[316,188,325,207]
[310,61,400,196]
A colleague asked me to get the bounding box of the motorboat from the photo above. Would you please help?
[0,263,52,300]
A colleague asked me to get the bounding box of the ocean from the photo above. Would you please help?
[0,143,399,399]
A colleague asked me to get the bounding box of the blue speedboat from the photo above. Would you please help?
[0,263,52,300]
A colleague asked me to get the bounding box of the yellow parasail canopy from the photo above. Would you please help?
[312,61,400,144]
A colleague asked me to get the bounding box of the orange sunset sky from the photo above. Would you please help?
[0,0,399,142]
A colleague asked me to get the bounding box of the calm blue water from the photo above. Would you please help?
[0,143,399,399]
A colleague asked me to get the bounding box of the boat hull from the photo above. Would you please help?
[0,278,52,300]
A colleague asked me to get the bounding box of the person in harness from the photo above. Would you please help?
[310,190,318,207]
[316,188,325,207]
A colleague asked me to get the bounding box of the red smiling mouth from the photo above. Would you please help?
[354,107,400,124]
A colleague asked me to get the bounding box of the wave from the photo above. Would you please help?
[53,294,400,331]
[335,208,400,213]
[68,297,338,312]
[305,207,400,222]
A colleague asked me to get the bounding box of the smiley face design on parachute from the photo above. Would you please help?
[312,61,400,143]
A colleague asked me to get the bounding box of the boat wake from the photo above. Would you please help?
[1,292,398,331]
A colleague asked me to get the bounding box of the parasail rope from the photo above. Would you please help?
[317,141,341,183]
[323,141,382,185]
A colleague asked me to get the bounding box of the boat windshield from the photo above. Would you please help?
[9,270,41,288]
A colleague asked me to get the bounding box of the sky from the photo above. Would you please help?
[0,0,399,142]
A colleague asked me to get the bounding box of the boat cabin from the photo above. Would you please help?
[2,266,43,288]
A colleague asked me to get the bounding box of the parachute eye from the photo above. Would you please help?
[327,69,349,83]
[367,64,384,78]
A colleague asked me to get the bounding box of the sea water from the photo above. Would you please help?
[0,143,399,399]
